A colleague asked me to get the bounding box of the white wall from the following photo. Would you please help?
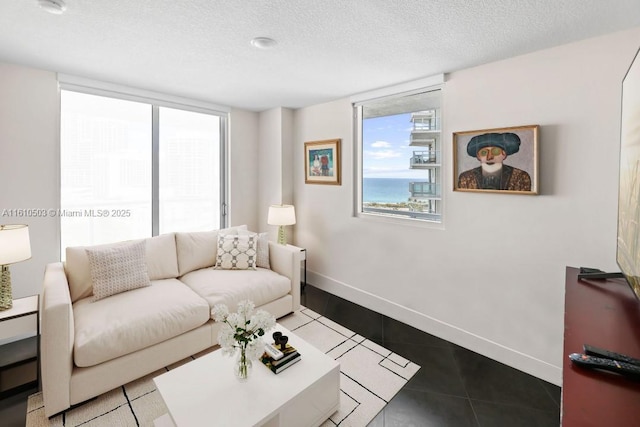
[258,108,283,235]
[0,63,60,299]
[229,108,259,230]
[2,26,639,385]
[292,27,640,385]
[258,108,295,240]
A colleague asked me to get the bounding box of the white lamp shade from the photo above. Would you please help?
[267,205,296,226]
[0,225,32,265]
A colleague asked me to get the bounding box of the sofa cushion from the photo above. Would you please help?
[180,267,291,314]
[175,225,248,276]
[65,234,179,303]
[145,234,180,280]
[86,241,151,302]
[214,234,257,270]
[73,278,210,367]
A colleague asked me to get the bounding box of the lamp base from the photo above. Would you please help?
[277,226,287,245]
[0,265,12,311]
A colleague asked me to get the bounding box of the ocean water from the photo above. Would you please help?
[363,178,413,203]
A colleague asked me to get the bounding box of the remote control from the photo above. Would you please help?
[579,267,604,274]
[584,344,640,366]
[264,343,284,360]
[569,353,640,379]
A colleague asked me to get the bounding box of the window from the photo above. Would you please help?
[158,107,221,234]
[60,89,226,251]
[355,88,442,223]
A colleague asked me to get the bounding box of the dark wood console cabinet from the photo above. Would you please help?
[562,267,640,426]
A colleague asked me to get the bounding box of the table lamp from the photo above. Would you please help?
[267,205,296,245]
[0,224,32,310]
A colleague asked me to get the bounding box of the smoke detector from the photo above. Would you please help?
[250,37,277,50]
[38,0,67,15]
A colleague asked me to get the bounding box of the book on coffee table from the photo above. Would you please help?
[261,343,302,374]
[261,352,302,374]
[272,343,299,365]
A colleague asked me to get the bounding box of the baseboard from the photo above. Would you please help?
[307,271,562,386]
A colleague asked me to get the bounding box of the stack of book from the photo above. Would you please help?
[260,342,301,374]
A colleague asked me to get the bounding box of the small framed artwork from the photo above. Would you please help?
[453,125,539,195]
[304,139,341,185]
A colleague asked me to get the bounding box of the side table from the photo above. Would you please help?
[286,245,307,290]
[300,248,307,290]
[0,294,40,398]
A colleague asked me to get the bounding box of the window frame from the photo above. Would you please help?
[58,75,230,248]
[352,76,445,228]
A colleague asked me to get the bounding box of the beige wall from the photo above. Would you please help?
[291,27,640,385]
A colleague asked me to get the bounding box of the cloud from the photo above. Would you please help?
[364,149,402,159]
[371,140,391,148]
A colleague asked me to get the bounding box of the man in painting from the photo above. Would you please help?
[457,132,531,191]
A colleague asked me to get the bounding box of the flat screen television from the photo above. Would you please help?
[578,48,640,301]
[616,46,640,300]
[569,48,640,375]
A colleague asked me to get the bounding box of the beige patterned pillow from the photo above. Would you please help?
[214,234,257,270]
[86,241,151,302]
[238,230,270,269]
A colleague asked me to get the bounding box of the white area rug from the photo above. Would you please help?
[26,307,420,426]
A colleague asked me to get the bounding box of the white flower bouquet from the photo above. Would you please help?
[212,300,276,379]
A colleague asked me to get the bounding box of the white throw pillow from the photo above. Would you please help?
[214,234,257,270]
[86,241,151,302]
[238,230,270,269]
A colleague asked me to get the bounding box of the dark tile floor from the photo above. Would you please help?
[0,387,35,427]
[301,284,561,427]
[0,284,562,427]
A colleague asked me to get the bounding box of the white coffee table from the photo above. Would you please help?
[153,325,340,427]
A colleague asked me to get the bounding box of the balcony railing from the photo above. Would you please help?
[409,181,440,198]
[410,132,438,147]
[410,151,439,167]
[410,112,439,131]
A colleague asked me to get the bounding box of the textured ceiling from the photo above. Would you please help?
[0,1,639,111]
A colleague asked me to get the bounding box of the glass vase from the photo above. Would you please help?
[235,345,252,380]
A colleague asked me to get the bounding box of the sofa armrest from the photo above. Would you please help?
[41,262,75,417]
[268,243,302,311]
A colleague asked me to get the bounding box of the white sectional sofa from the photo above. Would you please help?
[40,226,302,417]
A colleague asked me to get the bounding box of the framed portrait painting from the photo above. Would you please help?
[304,139,341,185]
[453,125,539,195]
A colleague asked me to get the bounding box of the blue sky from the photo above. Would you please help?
[363,113,422,179]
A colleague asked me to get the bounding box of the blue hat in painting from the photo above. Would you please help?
[466,132,521,157]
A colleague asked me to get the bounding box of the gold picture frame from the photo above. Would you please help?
[304,139,341,185]
[453,125,539,194]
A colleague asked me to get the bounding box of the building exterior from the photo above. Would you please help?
[408,109,441,219]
